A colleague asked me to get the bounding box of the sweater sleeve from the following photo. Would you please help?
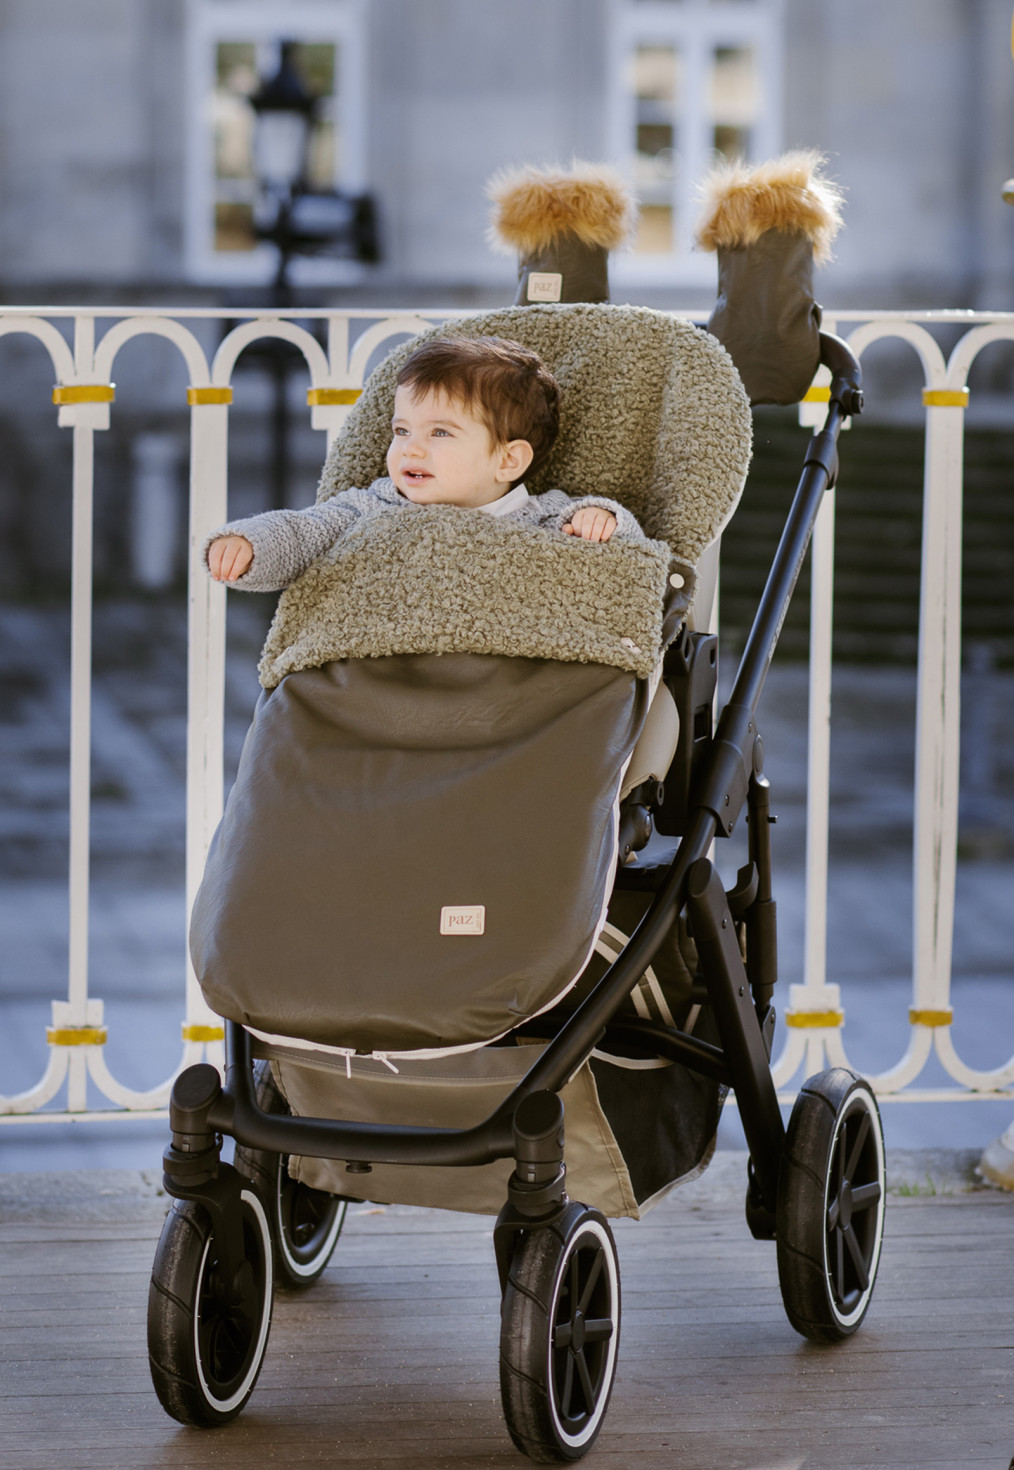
[529,489,648,545]
[202,493,363,592]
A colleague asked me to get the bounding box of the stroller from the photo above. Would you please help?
[147,303,886,1463]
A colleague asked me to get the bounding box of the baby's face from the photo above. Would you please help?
[387,385,528,508]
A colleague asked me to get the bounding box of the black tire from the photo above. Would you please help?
[500,1203,621,1463]
[147,1189,273,1426]
[234,1060,347,1288]
[777,1068,886,1343]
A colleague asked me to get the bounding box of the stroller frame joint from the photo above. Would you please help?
[161,1063,252,1300]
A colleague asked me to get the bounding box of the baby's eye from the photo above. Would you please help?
[392,425,408,436]
[432,427,450,437]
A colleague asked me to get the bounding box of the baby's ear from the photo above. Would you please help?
[498,437,534,481]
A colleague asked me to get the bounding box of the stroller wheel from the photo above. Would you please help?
[147,1190,273,1426]
[234,1060,347,1288]
[500,1202,621,1463]
[776,1068,886,1342]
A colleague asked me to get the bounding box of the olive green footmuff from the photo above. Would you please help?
[192,650,650,1053]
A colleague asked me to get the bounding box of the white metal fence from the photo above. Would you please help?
[0,305,1011,1122]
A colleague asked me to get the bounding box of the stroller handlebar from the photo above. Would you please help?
[819,331,864,417]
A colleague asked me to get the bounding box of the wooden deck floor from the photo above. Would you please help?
[1,1153,1012,1470]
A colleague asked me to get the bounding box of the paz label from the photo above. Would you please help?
[440,905,486,935]
[526,272,563,302]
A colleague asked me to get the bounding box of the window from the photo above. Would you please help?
[608,0,783,284]
[632,44,682,254]
[184,0,367,284]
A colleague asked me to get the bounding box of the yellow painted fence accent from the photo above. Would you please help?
[909,1008,954,1027]
[307,387,361,406]
[52,384,115,405]
[785,1009,845,1029]
[47,1026,108,1046]
[922,388,969,408]
[181,1024,225,1042]
[187,386,233,405]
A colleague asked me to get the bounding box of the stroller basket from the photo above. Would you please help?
[148,316,886,1463]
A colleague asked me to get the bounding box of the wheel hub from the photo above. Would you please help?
[569,1309,587,1353]
[836,1177,854,1230]
[228,1257,255,1307]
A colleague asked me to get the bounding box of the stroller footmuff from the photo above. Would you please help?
[151,304,887,1462]
[195,651,647,1052]
[190,499,672,1056]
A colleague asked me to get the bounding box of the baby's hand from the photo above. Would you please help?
[564,506,617,543]
[208,534,254,582]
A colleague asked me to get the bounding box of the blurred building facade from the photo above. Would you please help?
[0,0,1011,310]
[0,0,1012,597]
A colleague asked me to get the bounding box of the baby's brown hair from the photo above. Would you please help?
[395,336,560,477]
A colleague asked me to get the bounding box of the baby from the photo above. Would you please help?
[206,335,645,590]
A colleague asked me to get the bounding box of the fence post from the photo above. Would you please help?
[910,388,967,1033]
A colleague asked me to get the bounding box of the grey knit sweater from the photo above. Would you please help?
[205,477,649,594]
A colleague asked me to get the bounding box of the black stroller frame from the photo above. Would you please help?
[150,333,886,1462]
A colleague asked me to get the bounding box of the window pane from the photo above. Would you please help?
[300,42,339,188]
[709,45,758,161]
[214,201,257,253]
[212,40,340,254]
[214,43,257,183]
[636,204,674,253]
[631,44,681,252]
[634,43,680,107]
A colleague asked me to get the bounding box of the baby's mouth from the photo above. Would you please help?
[403,469,432,483]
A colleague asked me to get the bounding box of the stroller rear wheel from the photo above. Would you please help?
[234,1059,347,1287]
[776,1068,886,1342]
[500,1202,621,1463]
[147,1190,273,1426]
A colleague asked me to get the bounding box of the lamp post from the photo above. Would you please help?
[245,41,378,503]
[249,41,317,301]
[250,40,379,300]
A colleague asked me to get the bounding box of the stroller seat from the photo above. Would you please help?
[190,303,752,1066]
[620,678,680,799]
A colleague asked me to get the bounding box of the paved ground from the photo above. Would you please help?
[1,598,1013,1171]
[2,1152,1012,1470]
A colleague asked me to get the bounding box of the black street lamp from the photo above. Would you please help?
[244,41,378,505]
[249,40,378,300]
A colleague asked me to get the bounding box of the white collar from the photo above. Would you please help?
[481,484,529,517]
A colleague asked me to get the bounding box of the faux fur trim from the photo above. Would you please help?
[487,161,636,255]
[694,150,844,263]
[258,507,672,688]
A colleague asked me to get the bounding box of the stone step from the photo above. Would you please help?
[720,417,1014,662]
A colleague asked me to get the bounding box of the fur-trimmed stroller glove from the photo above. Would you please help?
[695,151,844,406]
[487,160,636,305]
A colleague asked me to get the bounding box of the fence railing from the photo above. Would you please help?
[0,305,1012,1122]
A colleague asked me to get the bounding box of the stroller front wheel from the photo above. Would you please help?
[499,1202,621,1463]
[147,1190,273,1426]
[776,1068,886,1342]
[234,1059,347,1288]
